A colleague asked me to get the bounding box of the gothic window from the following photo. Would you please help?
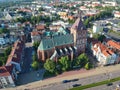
[44,52,47,59]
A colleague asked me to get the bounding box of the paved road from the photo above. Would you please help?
[7,61,120,90]
[86,81,120,90]
[21,42,33,73]
[31,71,120,90]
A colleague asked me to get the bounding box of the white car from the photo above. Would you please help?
[116,84,120,88]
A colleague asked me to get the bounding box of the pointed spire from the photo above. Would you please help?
[78,10,82,21]
[71,10,86,30]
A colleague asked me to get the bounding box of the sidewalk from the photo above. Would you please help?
[7,64,120,90]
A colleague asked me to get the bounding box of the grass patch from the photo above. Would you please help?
[70,77,120,90]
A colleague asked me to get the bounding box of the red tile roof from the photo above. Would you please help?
[0,65,13,77]
[31,31,43,36]
[18,8,32,13]
[107,40,120,50]
[6,40,24,65]
[36,25,45,30]
[93,42,114,57]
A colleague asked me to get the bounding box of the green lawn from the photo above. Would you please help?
[70,77,120,90]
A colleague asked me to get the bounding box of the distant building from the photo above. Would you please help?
[114,11,120,18]
[31,31,43,43]
[93,22,103,33]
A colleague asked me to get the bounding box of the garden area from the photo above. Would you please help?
[43,53,93,78]
[31,42,94,78]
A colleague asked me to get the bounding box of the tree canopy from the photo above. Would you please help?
[44,59,56,73]
[31,60,39,70]
[58,56,71,71]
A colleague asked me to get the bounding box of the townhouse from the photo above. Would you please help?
[0,39,25,88]
[92,42,117,65]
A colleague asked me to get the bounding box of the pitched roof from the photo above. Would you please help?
[6,40,24,65]
[93,42,114,57]
[38,34,74,50]
[0,65,13,77]
[31,31,43,36]
[36,25,45,30]
[107,40,120,50]
[71,16,86,31]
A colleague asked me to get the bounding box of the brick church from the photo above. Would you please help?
[37,15,87,62]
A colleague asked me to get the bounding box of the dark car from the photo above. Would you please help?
[72,84,81,87]
[71,79,79,82]
[107,83,113,86]
[62,80,71,83]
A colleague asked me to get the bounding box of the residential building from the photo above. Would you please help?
[92,42,117,65]
[31,31,43,43]
[5,40,25,73]
[0,34,6,46]
[106,40,120,63]
[114,11,120,18]
[0,65,16,88]
[93,22,103,33]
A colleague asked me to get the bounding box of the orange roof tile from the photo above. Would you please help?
[31,31,43,36]
[107,40,120,50]
[36,25,45,30]
[0,65,13,77]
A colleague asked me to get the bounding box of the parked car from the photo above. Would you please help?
[107,83,113,86]
[62,80,71,83]
[72,84,81,87]
[71,78,79,82]
[116,84,120,88]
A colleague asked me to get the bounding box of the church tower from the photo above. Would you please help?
[71,12,87,55]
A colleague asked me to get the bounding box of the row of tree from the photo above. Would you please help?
[15,14,60,26]
[44,53,93,76]
[84,10,112,28]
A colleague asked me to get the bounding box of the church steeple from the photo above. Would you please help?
[70,10,87,54]
[71,11,86,31]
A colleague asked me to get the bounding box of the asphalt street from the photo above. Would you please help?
[86,81,120,90]
[21,43,33,73]
[31,70,120,90]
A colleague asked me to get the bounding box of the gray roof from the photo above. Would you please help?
[38,34,74,50]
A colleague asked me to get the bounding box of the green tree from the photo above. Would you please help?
[85,62,93,70]
[0,60,3,66]
[4,46,12,56]
[59,56,71,71]
[98,35,106,42]
[44,59,56,73]
[84,19,89,28]
[32,52,38,61]
[39,7,45,12]
[33,41,40,51]
[77,53,89,67]
[31,61,39,70]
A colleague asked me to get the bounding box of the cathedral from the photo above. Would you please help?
[37,15,87,62]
